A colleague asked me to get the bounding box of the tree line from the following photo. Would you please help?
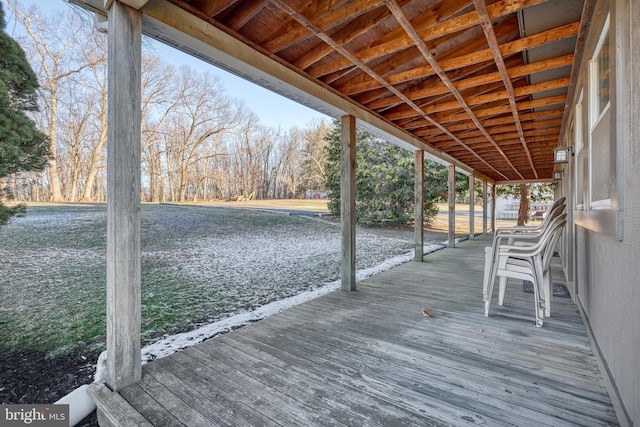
[3,2,331,205]
[3,2,491,228]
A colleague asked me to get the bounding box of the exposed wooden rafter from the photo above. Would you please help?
[269,0,510,179]
[384,0,523,179]
[473,0,536,178]
[157,0,586,182]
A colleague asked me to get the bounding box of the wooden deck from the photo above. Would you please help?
[91,235,619,426]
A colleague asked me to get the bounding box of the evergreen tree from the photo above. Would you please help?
[0,3,49,226]
[324,120,465,226]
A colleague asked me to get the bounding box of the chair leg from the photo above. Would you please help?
[532,278,544,327]
[498,276,508,305]
[482,247,493,302]
[484,247,497,316]
[543,271,552,317]
[533,259,546,327]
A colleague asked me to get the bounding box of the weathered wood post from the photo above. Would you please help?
[482,180,488,234]
[491,183,496,232]
[414,150,424,261]
[469,174,475,240]
[341,115,356,291]
[448,165,455,248]
[106,0,143,390]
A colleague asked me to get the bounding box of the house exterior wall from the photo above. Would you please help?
[566,1,639,424]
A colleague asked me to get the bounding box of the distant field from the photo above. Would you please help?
[198,198,330,212]
[0,203,413,358]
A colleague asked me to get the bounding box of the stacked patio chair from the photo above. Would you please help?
[483,197,567,326]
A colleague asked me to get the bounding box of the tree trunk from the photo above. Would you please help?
[517,183,530,226]
[81,92,108,202]
[48,92,65,202]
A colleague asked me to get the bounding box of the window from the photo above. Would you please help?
[573,2,621,240]
[593,26,610,120]
[588,13,612,209]
[574,90,585,210]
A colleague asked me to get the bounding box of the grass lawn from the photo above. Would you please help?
[0,202,414,359]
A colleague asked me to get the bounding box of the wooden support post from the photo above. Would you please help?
[491,184,496,232]
[448,165,455,248]
[414,150,424,261]
[105,0,142,391]
[341,115,356,291]
[469,174,475,240]
[482,180,488,234]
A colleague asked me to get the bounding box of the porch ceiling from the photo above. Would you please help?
[82,0,590,182]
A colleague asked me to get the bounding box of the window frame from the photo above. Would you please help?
[572,0,622,241]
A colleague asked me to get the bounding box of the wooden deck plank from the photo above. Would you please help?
[265,309,617,425]
[102,236,618,426]
[119,384,183,427]
[198,339,363,427]
[157,350,284,427]
[184,344,352,426]
[285,299,608,388]
[198,336,434,426]
[142,361,244,427]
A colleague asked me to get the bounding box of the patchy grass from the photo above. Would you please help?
[1,203,415,358]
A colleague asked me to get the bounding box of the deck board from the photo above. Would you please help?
[104,236,618,426]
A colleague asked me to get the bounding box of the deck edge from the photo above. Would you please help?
[87,382,153,427]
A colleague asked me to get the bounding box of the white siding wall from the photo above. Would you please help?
[572,1,640,423]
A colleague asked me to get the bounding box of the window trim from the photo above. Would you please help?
[572,1,622,241]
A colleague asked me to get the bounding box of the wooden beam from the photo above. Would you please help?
[386,77,570,120]
[294,3,393,70]
[385,0,524,180]
[371,54,574,110]
[224,0,268,31]
[106,0,142,391]
[410,110,564,135]
[341,115,356,291]
[448,165,456,248]
[198,0,236,18]
[270,0,500,178]
[264,0,383,52]
[338,21,580,94]
[308,0,548,78]
[439,94,567,122]
[415,150,424,261]
[343,18,520,98]
[473,0,536,179]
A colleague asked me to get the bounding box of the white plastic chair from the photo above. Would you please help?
[493,197,565,237]
[485,214,566,327]
[482,199,566,307]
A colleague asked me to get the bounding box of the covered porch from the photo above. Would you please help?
[67,0,640,424]
[89,235,618,426]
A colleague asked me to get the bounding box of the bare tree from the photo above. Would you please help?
[76,29,108,202]
[301,119,330,192]
[9,2,333,204]
[162,67,244,202]
[140,54,179,202]
[278,127,305,198]
[10,3,96,201]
